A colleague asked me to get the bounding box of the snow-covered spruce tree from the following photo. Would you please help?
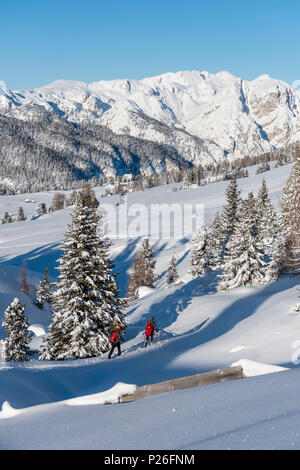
[256,178,278,246]
[271,213,288,277]
[279,155,300,274]
[127,239,156,300]
[2,298,31,362]
[35,202,47,216]
[219,192,266,290]
[35,268,52,309]
[51,192,65,211]
[17,206,27,221]
[127,251,145,300]
[1,211,13,224]
[65,189,78,208]
[256,162,271,175]
[166,254,179,285]
[182,170,195,188]
[207,211,225,270]
[219,176,242,261]
[190,224,212,278]
[39,193,126,360]
[263,256,280,283]
[80,181,99,209]
[141,238,156,286]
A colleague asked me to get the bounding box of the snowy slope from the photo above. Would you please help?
[0,162,299,449]
[1,367,300,450]
[1,70,300,164]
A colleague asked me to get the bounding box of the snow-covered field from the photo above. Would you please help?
[0,162,299,450]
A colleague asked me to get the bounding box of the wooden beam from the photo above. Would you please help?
[115,366,245,404]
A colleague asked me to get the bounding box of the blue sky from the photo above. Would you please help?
[1,0,299,89]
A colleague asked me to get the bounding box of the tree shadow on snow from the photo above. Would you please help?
[124,274,300,375]
[125,270,220,342]
[0,242,62,278]
[151,275,300,372]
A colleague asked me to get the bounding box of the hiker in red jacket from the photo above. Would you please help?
[144,316,158,347]
[108,325,123,359]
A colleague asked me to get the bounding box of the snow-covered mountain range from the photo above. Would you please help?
[1,70,300,165]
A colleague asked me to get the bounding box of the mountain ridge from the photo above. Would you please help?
[0,70,299,190]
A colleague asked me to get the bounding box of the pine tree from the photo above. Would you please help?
[39,193,126,360]
[1,211,13,224]
[183,170,194,188]
[279,156,300,274]
[256,179,278,246]
[65,189,78,207]
[166,254,179,285]
[207,212,225,269]
[80,181,99,208]
[264,256,280,283]
[35,268,52,309]
[17,206,27,221]
[141,239,156,286]
[127,252,145,300]
[51,192,66,211]
[271,213,288,276]
[35,202,47,216]
[127,239,156,299]
[2,299,31,362]
[221,176,241,240]
[190,224,211,278]
[219,192,266,290]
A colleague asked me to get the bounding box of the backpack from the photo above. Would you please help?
[110,331,118,343]
[145,321,154,336]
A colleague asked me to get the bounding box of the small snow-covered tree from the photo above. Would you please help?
[17,206,27,221]
[35,268,52,309]
[65,189,78,208]
[256,179,278,246]
[190,225,211,278]
[39,193,126,360]
[256,162,271,174]
[221,176,242,240]
[127,239,156,299]
[2,299,31,362]
[271,213,288,277]
[1,211,13,224]
[207,212,225,269]
[35,202,47,216]
[141,238,156,287]
[51,192,65,211]
[80,181,99,208]
[219,192,266,290]
[263,257,280,283]
[166,254,179,285]
[127,252,145,300]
